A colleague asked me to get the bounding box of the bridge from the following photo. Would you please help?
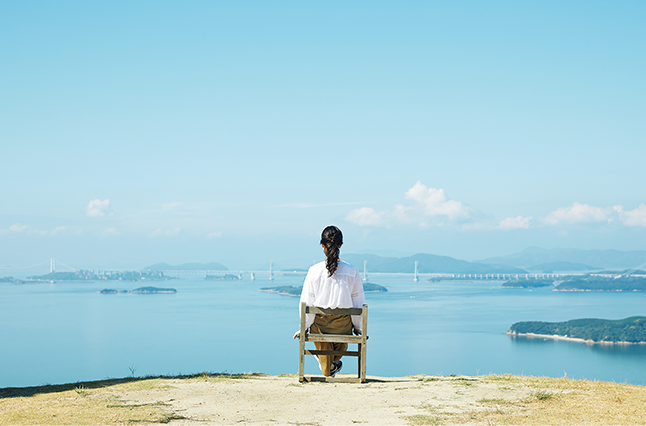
[3,258,645,281]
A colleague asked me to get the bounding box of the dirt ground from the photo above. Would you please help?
[2,373,646,425]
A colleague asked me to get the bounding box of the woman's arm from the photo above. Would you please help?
[350,269,365,331]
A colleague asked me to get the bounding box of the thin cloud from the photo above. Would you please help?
[207,231,222,238]
[49,226,67,236]
[543,202,613,225]
[277,202,362,209]
[86,199,111,217]
[10,223,28,233]
[499,216,532,230]
[345,207,384,226]
[102,227,119,236]
[151,227,181,237]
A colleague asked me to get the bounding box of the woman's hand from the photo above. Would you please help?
[293,330,301,339]
[353,327,362,335]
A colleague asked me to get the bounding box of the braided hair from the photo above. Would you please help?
[320,225,343,277]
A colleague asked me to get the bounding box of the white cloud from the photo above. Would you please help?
[345,182,473,228]
[405,181,471,221]
[615,204,646,227]
[86,199,111,217]
[543,202,612,225]
[10,223,28,233]
[152,227,181,237]
[207,231,222,238]
[499,216,532,230]
[461,222,489,231]
[345,207,384,226]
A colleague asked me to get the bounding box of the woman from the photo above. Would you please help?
[292,225,365,377]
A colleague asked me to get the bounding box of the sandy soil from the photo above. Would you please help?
[118,374,532,425]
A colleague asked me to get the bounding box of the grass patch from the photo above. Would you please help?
[0,372,263,425]
[0,388,176,425]
[528,390,556,402]
[429,376,646,425]
[476,397,515,405]
[404,414,443,425]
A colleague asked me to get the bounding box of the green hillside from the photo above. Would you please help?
[555,275,646,291]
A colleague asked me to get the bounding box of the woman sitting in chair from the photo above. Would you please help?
[293,225,365,377]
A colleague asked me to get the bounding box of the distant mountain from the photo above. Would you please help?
[343,253,526,274]
[143,262,228,271]
[526,261,597,273]
[478,247,646,270]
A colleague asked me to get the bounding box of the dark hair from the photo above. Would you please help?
[320,225,343,277]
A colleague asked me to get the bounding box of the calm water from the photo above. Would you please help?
[2,274,646,388]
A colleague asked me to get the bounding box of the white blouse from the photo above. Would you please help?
[299,260,365,330]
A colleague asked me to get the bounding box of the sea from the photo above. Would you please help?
[2,272,646,388]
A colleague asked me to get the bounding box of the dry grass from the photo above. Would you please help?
[0,372,257,425]
[409,375,646,425]
[3,373,646,425]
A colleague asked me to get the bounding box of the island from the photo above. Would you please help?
[29,270,172,282]
[99,286,177,294]
[259,285,302,296]
[259,282,388,297]
[205,274,241,281]
[508,316,646,344]
[0,276,25,284]
[554,274,646,291]
[501,279,555,288]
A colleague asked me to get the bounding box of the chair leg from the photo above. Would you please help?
[298,338,305,382]
[357,343,362,380]
[360,342,367,383]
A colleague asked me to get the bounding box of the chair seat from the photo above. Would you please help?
[306,333,364,344]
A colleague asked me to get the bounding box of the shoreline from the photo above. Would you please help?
[553,288,645,292]
[507,331,646,345]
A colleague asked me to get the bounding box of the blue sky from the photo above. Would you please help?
[1,1,645,270]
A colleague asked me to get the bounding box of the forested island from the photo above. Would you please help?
[502,279,555,288]
[0,276,26,284]
[99,286,177,294]
[554,273,646,291]
[205,274,241,281]
[29,270,172,282]
[259,282,388,296]
[508,316,646,344]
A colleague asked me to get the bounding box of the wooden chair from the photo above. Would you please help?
[298,302,368,383]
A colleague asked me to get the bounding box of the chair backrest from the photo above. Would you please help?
[305,306,363,316]
[300,302,367,336]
